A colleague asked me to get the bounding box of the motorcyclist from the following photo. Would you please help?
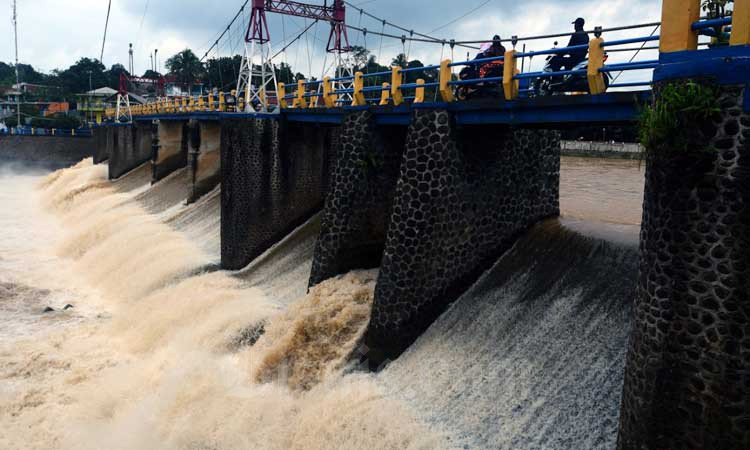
[474,35,506,78]
[549,18,590,71]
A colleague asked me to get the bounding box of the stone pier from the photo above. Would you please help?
[152,120,188,182]
[188,121,222,204]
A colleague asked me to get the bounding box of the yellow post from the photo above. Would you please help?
[660,0,700,52]
[198,95,206,112]
[189,96,196,112]
[379,82,391,105]
[439,59,455,102]
[238,94,245,112]
[278,83,288,108]
[352,72,366,106]
[391,66,404,105]
[503,50,519,101]
[207,93,214,111]
[414,79,425,103]
[322,77,338,108]
[294,79,308,108]
[731,0,750,45]
[219,92,226,111]
[587,38,607,95]
[72,128,76,136]
[181,96,187,112]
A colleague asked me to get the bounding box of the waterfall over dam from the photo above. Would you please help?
[0,149,648,449]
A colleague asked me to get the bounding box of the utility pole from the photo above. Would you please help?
[12,0,21,129]
[128,43,134,75]
[154,49,158,74]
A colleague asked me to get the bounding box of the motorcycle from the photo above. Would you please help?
[533,43,611,96]
[454,57,505,101]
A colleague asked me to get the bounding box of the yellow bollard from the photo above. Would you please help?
[503,50,519,101]
[322,77,338,108]
[660,0,700,52]
[219,92,226,112]
[379,82,391,106]
[391,66,404,106]
[587,38,607,95]
[295,80,308,108]
[352,72,366,106]
[439,59,455,102]
[414,79,425,103]
[731,0,750,46]
[208,93,215,111]
[278,83,288,108]
[198,95,206,112]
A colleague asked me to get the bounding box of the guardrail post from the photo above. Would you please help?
[294,79,308,108]
[219,92,226,111]
[189,96,196,112]
[51,128,55,136]
[353,72,366,106]
[660,0,700,52]
[588,38,607,94]
[322,77,338,108]
[72,128,76,137]
[181,96,187,112]
[207,93,215,111]
[379,82,391,105]
[439,59,455,102]
[414,79,425,103]
[391,66,404,105]
[503,50,519,100]
[198,95,206,112]
[278,83,288,108]
[731,0,750,45]
[238,94,246,112]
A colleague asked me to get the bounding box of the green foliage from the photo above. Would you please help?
[639,80,721,158]
[166,49,205,86]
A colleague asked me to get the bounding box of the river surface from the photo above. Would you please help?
[0,155,644,449]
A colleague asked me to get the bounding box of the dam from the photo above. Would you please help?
[1,1,749,448]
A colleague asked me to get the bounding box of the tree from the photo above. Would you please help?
[205,55,243,89]
[51,57,107,96]
[350,46,370,68]
[107,64,130,91]
[165,49,205,88]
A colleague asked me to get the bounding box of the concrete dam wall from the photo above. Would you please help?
[0,134,94,167]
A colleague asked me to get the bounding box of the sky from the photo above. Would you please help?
[1,0,665,84]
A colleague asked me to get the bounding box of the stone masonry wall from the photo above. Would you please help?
[108,123,151,179]
[221,118,334,270]
[365,109,561,363]
[617,85,750,449]
[309,111,407,287]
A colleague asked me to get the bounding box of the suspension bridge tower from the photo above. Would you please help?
[237,0,351,112]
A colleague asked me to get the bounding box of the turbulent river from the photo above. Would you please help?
[0,155,644,449]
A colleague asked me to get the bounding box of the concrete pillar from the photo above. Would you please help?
[309,110,407,287]
[617,84,750,449]
[92,126,109,164]
[220,118,334,270]
[188,121,222,204]
[108,122,151,180]
[365,109,560,365]
[152,120,188,182]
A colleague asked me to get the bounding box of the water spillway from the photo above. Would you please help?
[382,219,639,449]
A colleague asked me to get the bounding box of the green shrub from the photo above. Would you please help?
[639,80,721,158]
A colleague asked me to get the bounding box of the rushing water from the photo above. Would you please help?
[0,155,645,449]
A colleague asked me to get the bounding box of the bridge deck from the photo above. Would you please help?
[132,91,651,127]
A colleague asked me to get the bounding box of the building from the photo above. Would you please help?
[77,87,118,124]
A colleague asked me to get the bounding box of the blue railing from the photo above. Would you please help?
[0,126,92,137]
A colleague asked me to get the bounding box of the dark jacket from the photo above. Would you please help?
[566,30,590,63]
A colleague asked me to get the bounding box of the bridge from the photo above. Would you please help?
[86,2,750,449]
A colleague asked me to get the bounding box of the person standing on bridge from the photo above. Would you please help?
[549,18,590,71]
